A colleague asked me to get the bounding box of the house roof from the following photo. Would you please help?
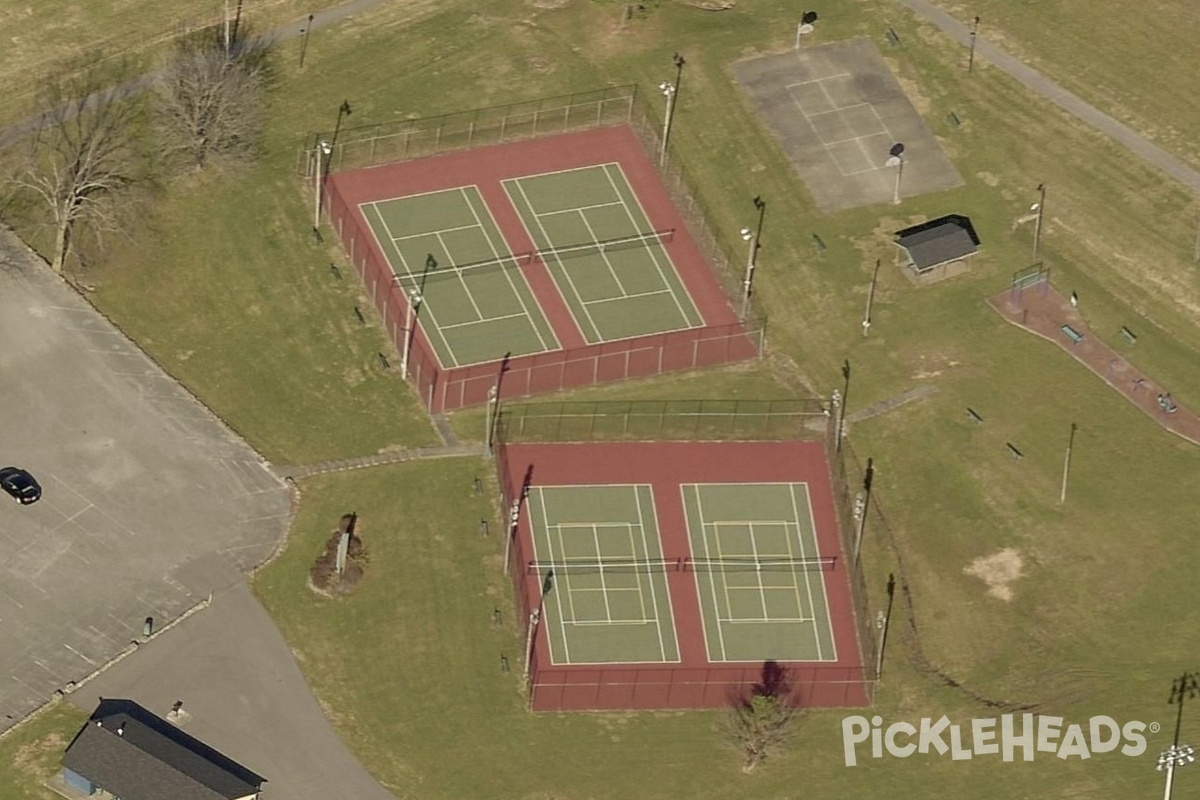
[894,214,980,270]
[62,699,265,800]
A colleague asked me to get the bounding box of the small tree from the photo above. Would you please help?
[725,660,799,772]
[6,63,148,273]
[156,23,273,171]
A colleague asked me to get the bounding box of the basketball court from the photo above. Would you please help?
[732,37,963,212]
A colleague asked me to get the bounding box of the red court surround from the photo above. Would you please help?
[324,126,759,412]
[499,440,870,712]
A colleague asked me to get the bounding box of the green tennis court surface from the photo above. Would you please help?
[362,186,559,368]
[504,164,704,344]
[528,485,680,665]
[682,483,837,663]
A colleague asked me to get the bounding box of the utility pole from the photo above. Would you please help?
[1059,422,1077,504]
[862,258,881,337]
[1032,183,1047,261]
[837,359,851,453]
[967,16,981,74]
[658,53,686,167]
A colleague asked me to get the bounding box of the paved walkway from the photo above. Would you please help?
[891,0,1200,193]
[986,282,1200,447]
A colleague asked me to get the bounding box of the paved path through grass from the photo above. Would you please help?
[893,0,1200,193]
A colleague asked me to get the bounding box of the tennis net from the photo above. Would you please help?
[524,553,838,576]
[392,228,675,288]
[684,556,838,573]
[526,558,679,575]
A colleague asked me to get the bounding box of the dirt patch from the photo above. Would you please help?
[309,516,369,596]
[964,548,1023,601]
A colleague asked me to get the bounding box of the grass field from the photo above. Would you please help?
[932,0,1200,168]
[2,0,1199,797]
[0,704,87,800]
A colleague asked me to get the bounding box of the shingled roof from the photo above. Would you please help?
[62,699,265,800]
[893,214,980,272]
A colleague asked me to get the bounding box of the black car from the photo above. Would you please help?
[0,467,41,505]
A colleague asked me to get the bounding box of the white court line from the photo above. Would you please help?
[788,484,824,661]
[702,518,794,527]
[803,101,872,119]
[435,229,484,320]
[510,179,603,341]
[537,199,627,217]
[785,72,852,91]
[634,485,671,662]
[690,486,730,662]
[576,208,629,294]
[531,487,572,663]
[747,523,771,621]
[457,186,554,352]
[439,312,531,332]
[363,201,457,366]
[797,483,838,662]
[602,164,697,326]
[390,221,481,241]
[622,521,650,625]
[589,524,615,623]
[778,516,811,627]
[582,288,674,307]
[785,74,899,181]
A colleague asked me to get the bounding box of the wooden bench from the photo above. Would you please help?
[1060,325,1084,344]
[1120,326,1137,345]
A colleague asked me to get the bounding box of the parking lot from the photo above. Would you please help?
[0,231,290,730]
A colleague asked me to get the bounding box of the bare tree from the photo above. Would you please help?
[724,661,799,772]
[5,64,148,273]
[156,24,273,171]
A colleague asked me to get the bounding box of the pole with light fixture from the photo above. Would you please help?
[313,140,331,229]
[738,196,766,320]
[658,53,686,167]
[1032,183,1047,261]
[967,16,981,74]
[400,288,423,380]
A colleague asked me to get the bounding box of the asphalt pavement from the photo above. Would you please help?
[0,230,290,729]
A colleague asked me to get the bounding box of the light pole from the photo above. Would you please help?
[853,457,874,565]
[658,52,686,167]
[886,143,905,205]
[1059,421,1077,504]
[738,195,766,320]
[836,359,851,452]
[299,14,314,69]
[485,384,499,457]
[863,258,881,337]
[1032,183,1047,261]
[313,101,352,232]
[967,16,981,74]
[313,140,331,229]
[1159,745,1195,800]
[400,288,423,380]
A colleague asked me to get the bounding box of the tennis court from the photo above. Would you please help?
[681,483,837,663]
[504,164,704,344]
[526,484,680,665]
[362,186,559,368]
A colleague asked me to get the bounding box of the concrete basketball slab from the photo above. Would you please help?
[0,230,290,731]
[733,37,964,212]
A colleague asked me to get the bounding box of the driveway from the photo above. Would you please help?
[0,230,290,730]
[69,582,399,800]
